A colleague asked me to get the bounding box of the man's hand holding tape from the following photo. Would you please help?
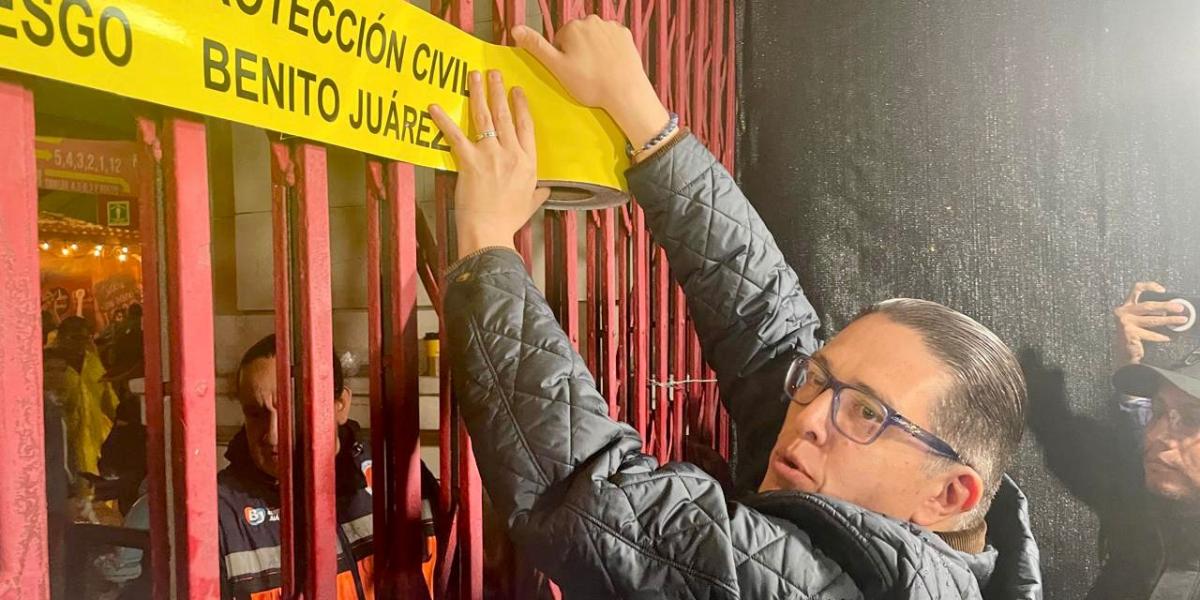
[429,16,678,258]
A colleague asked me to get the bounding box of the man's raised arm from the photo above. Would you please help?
[514,20,821,490]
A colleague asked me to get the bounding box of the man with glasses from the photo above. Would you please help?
[439,16,1041,599]
[1092,355,1200,600]
[1029,282,1200,600]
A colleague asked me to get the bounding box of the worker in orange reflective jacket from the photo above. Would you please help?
[217,334,439,599]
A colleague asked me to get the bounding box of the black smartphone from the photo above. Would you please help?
[1139,291,1198,333]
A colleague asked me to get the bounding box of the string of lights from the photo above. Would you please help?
[37,240,138,262]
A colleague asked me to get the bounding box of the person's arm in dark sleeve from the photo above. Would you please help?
[627,132,820,488]
[444,248,855,598]
[1023,349,1141,511]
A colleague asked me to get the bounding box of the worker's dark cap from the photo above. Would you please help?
[1113,354,1200,401]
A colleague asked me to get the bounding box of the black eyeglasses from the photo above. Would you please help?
[784,354,970,466]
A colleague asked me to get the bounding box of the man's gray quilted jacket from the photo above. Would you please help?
[444,133,1043,599]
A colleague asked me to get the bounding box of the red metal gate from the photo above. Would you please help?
[0,1,737,597]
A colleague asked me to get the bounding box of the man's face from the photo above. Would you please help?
[1143,382,1200,502]
[760,314,960,522]
[57,327,90,358]
[237,357,352,479]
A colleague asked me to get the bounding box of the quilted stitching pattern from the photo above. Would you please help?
[627,134,822,494]
[627,135,822,383]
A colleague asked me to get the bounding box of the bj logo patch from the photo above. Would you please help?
[244,507,267,526]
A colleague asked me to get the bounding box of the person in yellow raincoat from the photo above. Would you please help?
[47,316,120,494]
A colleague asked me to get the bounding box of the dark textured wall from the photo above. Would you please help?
[739,1,1200,598]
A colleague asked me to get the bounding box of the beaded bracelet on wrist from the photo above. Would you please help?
[626,112,679,160]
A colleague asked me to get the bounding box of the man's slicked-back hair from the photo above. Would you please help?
[856,299,1025,525]
[236,334,345,401]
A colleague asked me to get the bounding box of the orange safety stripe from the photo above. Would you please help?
[356,555,376,599]
[423,535,437,593]
[336,569,361,600]
[233,541,424,599]
[248,589,282,600]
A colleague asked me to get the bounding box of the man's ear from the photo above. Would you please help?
[912,467,984,529]
[334,387,352,426]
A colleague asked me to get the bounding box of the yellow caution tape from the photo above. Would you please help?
[0,0,629,191]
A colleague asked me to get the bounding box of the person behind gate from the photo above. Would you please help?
[216,334,438,599]
[432,16,1042,599]
[1029,281,1200,600]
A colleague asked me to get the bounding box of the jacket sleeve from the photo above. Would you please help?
[626,133,821,490]
[444,249,856,598]
[1022,349,1144,511]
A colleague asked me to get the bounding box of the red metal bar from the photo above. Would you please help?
[544,216,561,328]
[703,0,722,450]
[434,181,453,511]
[696,341,713,446]
[714,0,736,454]
[414,206,443,316]
[671,288,686,462]
[545,212,581,348]
[456,34,484,600]
[599,209,620,418]
[691,0,710,144]
[537,0,554,37]
[632,0,653,50]
[514,226,535,271]
[564,216,580,353]
[0,77,48,600]
[629,2,651,443]
[651,0,672,464]
[689,326,705,444]
[597,0,624,424]
[382,161,429,597]
[723,0,737,171]
[494,0,521,43]
[719,0,737,456]
[293,143,338,600]
[709,0,726,168]
[430,0,456,515]
[673,0,691,128]
[370,160,432,598]
[433,500,459,599]
[457,423,484,600]
[134,116,171,600]
[366,161,390,593]
[268,141,299,600]
[162,117,220,599]
[541,0,581,354]
[656,0,672,108]
[430,1,484,596]
[585,217,599,375]
[670,0,692,463]
[672,34,693,432]
[616,209,629,421]
[653,250,670,462]
[431,73,456,600]
[684,319,699,446]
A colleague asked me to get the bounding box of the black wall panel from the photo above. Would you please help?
[739,2,1200,598]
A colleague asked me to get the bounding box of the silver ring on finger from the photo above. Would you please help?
[474,130,498,142]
